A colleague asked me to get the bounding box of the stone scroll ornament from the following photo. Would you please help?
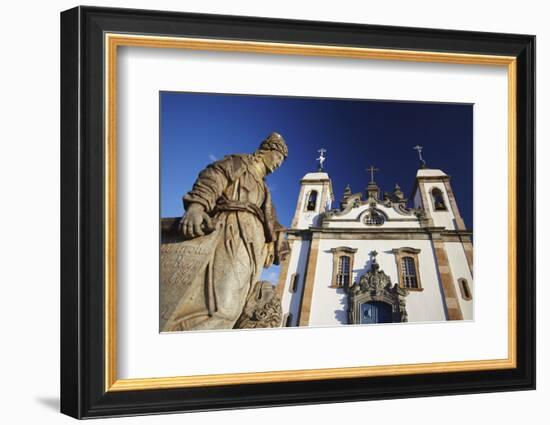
[160,132,289,332]
[234,281,283,329]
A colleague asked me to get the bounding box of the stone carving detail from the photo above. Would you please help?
[340,184,353,210]
[234,281,282,329]
[160,132,289,332]
[413,207,432,227]
[348,251,409,324]
[413,207,427,219]
[363,208,385,226]
[394,203,413,216]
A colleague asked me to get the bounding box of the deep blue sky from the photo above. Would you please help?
[160,91,473,234]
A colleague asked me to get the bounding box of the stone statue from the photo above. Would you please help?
[160,132,289,332]
[234,281,283,329]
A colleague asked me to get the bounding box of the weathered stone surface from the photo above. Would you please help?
[160,132,289,332]
[234,281,282,329]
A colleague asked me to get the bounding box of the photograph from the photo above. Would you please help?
[58,5,535,418]
[159,92,474,332]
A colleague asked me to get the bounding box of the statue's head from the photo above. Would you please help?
[257,132,288,174]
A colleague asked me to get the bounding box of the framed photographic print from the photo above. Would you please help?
[60,6,535,419]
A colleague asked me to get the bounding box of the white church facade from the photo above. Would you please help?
[276,159,474,327]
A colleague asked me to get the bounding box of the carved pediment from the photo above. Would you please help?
[353,261,392,294]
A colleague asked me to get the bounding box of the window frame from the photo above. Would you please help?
[304,190,318,212]
[289,272,300,293]
[282,312,293,327]
[392,247,423,291]
[430,187,448,211]
[458,278,473,301]
[336,256,351,287]
[400,256,419,289]
[330,246,358,289]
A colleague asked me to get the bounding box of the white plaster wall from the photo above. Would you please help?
[324,203,420,229]
[295,183,325,229]
[280,239,311,325]
[413,189,422,209]
[445,241,474,320]
[307,238,447,326]
[325,220,420,229]
[422,181,457,230]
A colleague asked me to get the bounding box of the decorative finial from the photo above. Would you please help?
[393,182,404,200]
[366,165,380,184]
[413,145,427,168]
[316,148,327,171]
[343,184,352,196]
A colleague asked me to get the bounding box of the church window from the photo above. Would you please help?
[336,256,351,287]
[458,278,472,300]
[392,247,423,291]
[363,209,385,225]
[400,257,418,288]
[283,313,293,327]
[330,247,357,288]
[431,188,447,211]
[289,273,300,293]
[306,190,318,211]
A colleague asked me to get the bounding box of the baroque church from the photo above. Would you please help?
[276,149,474,327]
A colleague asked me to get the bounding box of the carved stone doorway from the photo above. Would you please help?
[348,251,409,325]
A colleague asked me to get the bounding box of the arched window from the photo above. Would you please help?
[400,257,418,288]
[458,278,472,300]
[431,188,447,211]
[283,312,293,327]
[289,273,300,293]
[336,255,351,287]
[393,247,423,291]
[330,247,357,288]
[306,190,318,211]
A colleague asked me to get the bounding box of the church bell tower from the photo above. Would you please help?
[411,168,466,231]
[291,149,334,229]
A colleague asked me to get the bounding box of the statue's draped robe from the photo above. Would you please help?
[160,154,283,331]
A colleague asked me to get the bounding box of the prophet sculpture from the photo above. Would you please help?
[160,132,289,331]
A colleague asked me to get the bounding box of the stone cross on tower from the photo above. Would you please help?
[317,148,327,171]
[366,165,380,183]
[413,145,427,168]
[365,165,380,200]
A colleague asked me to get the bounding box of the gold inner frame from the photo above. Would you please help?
[104,33,517,392]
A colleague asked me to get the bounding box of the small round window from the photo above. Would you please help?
[363,209,385,226]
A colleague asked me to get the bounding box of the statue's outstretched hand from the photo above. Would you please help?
[179,204,214,239]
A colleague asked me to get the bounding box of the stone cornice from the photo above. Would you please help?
[300,178,330,184]
[330,195,413,218]
[330,246,358,254]
[286,226,473,242]
[410,174,452,199]
[324,217,417,223]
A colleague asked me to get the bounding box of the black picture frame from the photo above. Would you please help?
[61,5,535,419]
